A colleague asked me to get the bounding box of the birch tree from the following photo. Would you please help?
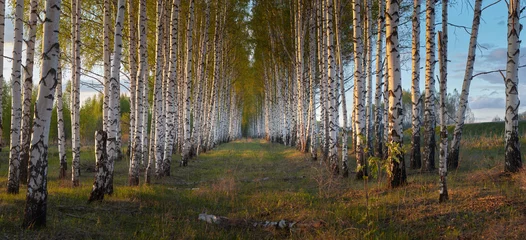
[308,1,317,161]
[410,0,422,169]
[438,31,448,202]
[102,0,110,131]
[7,0,25,194]
[56,59,67,179]
[71,0,81,187]
[162,0,180,177]
[22,0,61,227]
[20,0,39,185]
[422,0,436,172]
[149,0,164,182]
[353,0,366,179]
[106,0,125,193]
[326,0,339,174]
[448,0,482,169]
[386,0,406,188]
[182,0,195,167]
[374,0,385,158]
[89,130,108,202]
[129,0,147,186]
[504,0,522,172]
[128,0,137,159]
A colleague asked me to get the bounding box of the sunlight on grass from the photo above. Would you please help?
[1,135,526,238]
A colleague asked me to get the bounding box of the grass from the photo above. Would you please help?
[1,124,526,239]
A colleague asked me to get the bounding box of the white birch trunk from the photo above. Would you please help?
[504,0,522,172]
[182,0,195,166]
[374,0,385,159]
[438,31,448,202]
[448,0,482,169]
[71,0,81,187]
[151,0,164,182]
[7,0,25,194]
[353,0,366,179]
[129,0,146,186]
[410,0,422,169]
[103,0,110,132]
[89,130,108,202]
[56,59,67,179]
[364,0,373,155]
[20,0,39,185]
[22,0,60,227]
[423,0,436,172]
[128,0,137,159]
[386,0,406,188]
[162,0,180,177]
[106,0,125,194]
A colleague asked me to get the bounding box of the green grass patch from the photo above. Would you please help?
[1,136,526,239]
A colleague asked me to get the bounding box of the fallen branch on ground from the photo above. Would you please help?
[198,213,324,229]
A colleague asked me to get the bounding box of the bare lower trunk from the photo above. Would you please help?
[71,0,81,187]
[89,131,108,202]
[504,0,522,172]
[353,0,366,179]
[23,0,60,227]
[438,31,448,202]
[410,0,422,169]
[386,0,406,188]
[57,59,67,179]
[422,0,436,172]
[374,0,385,159]
[7,0,25,194]
[20,0,39,185]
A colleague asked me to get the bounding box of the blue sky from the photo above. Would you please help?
[403,0,526,122]
[1,1,525,122]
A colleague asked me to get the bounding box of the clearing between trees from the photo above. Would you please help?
[1,131,526,239]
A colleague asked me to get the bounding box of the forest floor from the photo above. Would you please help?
[1,130,526,239]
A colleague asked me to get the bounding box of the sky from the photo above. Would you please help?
[401,0,526,122]
[2,1,526,123]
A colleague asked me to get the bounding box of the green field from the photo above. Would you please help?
[1,122,526,239]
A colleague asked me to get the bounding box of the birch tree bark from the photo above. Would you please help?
[129,0,146,186]
[19,0,39,185]
[150,0,164,182]
[162,0,180,177]
[181,0,195,167]
[353,0,366,179]
[326,0,339,175]
[308,1,317,161]
[193,0,211,156]
[71,0,81,187]
[103,0,110,132]
[447,0,482,169]
[22,0,61,227]
[7,0,25,194]
[56,59,67,179]
[128,0,137,159]
[386,0,406,188]
[334,0,347,176]
[106,0,125,194]
[438,31,448,202]
[422,0,436,172]
[410,0,422,169]
[364,0,373,155]
[504,0,522,172]
[374,0,385,159]
[89,131,108,202]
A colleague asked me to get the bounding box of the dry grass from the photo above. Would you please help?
[1,136,526,239]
